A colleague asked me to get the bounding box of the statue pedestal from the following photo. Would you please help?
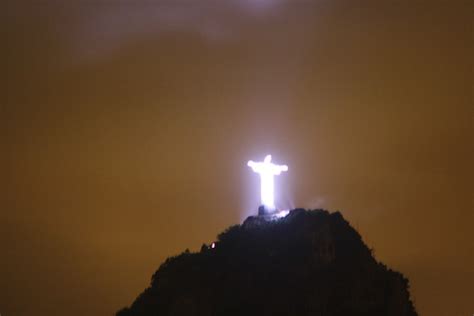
[258,205,268,216]
[257,205,289,220]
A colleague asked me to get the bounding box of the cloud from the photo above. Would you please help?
[70,0,286,58]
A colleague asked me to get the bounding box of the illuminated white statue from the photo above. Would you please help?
[247,154,288,211]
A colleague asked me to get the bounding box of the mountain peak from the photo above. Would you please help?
[118,209,417,316]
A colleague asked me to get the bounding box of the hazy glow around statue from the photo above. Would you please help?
[248,155,288,210]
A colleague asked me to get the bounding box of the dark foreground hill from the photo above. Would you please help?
[117,209,417,316]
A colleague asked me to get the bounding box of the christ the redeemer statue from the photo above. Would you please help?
[248,154,288,211]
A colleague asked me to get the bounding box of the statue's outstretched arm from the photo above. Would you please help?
[273,165,288,175]
[247,161,259,172]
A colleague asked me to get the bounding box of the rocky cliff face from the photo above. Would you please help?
[117,209,417,316]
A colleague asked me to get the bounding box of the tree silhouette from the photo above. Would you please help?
[117,209,417,316]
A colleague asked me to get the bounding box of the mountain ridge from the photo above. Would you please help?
[117,209,417,316]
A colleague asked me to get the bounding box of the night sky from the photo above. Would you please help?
[3,1,473,316]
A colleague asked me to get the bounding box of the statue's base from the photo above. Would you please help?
[243,207,291,228]
[257,205,290,220]
[258,205,273,216]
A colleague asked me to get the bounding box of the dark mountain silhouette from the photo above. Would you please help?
[117,209,417,316]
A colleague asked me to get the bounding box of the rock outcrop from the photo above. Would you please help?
[117,209,417,316]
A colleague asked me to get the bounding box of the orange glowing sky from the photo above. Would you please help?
[2,2,473,315]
